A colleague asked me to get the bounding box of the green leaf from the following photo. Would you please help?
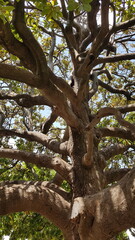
[82,3,92,11]
[2,6,14,11]
[82,0,93,3]
[67,0,79,11]
[0,14,6,23]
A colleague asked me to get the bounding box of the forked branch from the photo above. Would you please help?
[86,107,135,135]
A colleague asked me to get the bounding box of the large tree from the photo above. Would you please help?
[0,0,135,239]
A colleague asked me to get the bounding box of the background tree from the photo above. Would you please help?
[0,0,135,239]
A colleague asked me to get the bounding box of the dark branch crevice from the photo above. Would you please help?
[105,168,130,184]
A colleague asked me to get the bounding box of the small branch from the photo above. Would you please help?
[23,108,33,131]
[0,148,72,183]
[60,0,68,19]
[42,111,58,134]
[98,79,133,100]
[48,31,56,71]
[95,53,135,65]
[98,69,113,81]
[114,17,135,33]
[53,19,76,64]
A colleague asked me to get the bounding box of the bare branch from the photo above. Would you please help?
[13,0,49,82]
[99,127,135,142]
[0,181,71,235]
[0,148,72,183]
[89,72,99,99]
[0,129,68,154]
[96,53,135,65]
[101,0,109,32]
[0,93,52,108]
[60,0,68,19]
[0,63,40,88]
[98,69,113,81]
[99,144,133,161]
[114,17,135,33]
[23,108,33,131]
[41,111,58,134]
[98,79,133,100]
[48,69,77,105]
[0,19,35,72]
[87,107,135,135]
[48,31,56,71]
[117,104,135,113]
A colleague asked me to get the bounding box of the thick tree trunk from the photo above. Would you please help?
[67,126,105,240]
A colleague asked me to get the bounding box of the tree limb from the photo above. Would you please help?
[0,93,52,108]
[89,72,99,99]
[82,129,94,167]
[77,0,110,76]
[48,30,56,71]
[98,79,133,100]
[0,129,68,154]
[0,19,36,72]
[0,64,80,128]
[48,69,77,105]
[41,111,58,134]
[0,181,71,236]
[0,148,72,183]
[117,104,135,113]
[84,168,135,239]
[0,63,40,88]
[105,168,130,184]
[99,144,133,161]
[60,0,68,19]
[13,0,49,82]
[101,0,109,32]
[96,53,135,65]
[87,107,135,135]
[114,17,135,33]
[99,127,135,142]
